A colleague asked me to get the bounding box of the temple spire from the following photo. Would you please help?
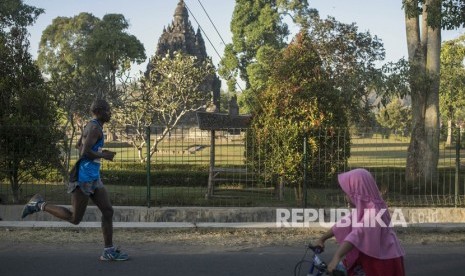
[173,0,188,25]
[148,0,221,125]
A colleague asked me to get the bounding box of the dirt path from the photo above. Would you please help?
[1,227,464,247]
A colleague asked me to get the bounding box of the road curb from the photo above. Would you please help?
[2,221,465,231]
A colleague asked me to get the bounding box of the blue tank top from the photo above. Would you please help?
[78,119,104,182]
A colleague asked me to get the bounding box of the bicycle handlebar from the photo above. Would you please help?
[308,244,325,254]
[308,244,324,254]
[306,244,347,276]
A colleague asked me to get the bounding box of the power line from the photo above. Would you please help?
[185,1,245,93]
[196,0,228,48]
[184,2,223,65]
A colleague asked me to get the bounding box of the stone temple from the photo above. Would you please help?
[147,0,221,125]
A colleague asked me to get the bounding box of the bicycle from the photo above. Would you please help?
[294,244,347,276]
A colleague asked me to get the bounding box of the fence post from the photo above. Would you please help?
[146,126,151,208]
[206,130,215,199]
[303,134,308,208]
[455,126,461,207]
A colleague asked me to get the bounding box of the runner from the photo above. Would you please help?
[21,99,128,261]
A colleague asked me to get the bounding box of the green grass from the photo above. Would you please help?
[349,134,464,168]
[101,135,463,169]
[73,139,247,166]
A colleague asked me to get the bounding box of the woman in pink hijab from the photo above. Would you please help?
[316,168,405,275]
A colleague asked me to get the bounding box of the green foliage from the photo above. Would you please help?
[0,0,44,29]
[440,35,465,124]
[403,0,465,30]
[248,33,350,200]
[38,12,146,108]
[219,0,300,110]
[376,99,412,136]
[220,0,383,121]
[38,13,100,119]
[103,170,208,188]
[84,13,146,97]
[37,11,146,177]
[0,0,63,203]
[100,162,208,187]
[306,15,386,125]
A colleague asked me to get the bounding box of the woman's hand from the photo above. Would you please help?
[314,228,334,250]
[327,257,340,274]
[314,237,326,249]
[328,241,354,274]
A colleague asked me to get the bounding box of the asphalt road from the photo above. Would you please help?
[0,241,463,276]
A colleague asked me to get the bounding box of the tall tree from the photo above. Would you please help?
[403,0,465,182]
[219,0,312,111]
[305,15,386,127]
[38,12,146,107]
[37,12,145,174]
[84,13,146,99]
[38,12,103,104]
[220,0,287,90]
[439,35,465,145]
[249,32,349,205]
[38,13,101,177]
[0,0,62,203]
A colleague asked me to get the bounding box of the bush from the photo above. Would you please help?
[100,163,210,187]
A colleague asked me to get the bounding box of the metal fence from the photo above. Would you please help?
[0,124,464,207]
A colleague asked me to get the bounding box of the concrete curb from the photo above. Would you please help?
[1,221,465,230]
[2,205,465,230]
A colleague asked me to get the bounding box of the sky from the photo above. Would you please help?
[23,0,464,79]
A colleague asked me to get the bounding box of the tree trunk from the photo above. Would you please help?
[404,0,441,183]
[8,161,20,204]
[424,4,441,180]
[273,174,284,201]
[446,120,453,146]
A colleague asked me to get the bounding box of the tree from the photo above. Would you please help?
[249,32,350,205]
[113,52,215,162]
[376,98,412,137]
[37,12,145,175]
[222,0,386,122]
[439,35,465,146]
[403,0,465,182]
[305,14,386,127]
[84,13,146,99]
[110,81,152,162]
[39,12,146,101]
[0,0,62,203]
[37,13,99,177]
[219,0,312,112]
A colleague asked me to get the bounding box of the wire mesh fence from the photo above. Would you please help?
[0,124,464,207]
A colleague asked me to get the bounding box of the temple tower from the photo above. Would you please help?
[148,0,221,125]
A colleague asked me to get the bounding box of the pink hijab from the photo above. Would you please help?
[331,169,405,269]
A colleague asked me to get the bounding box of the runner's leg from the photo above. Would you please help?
[43,188,89,225]
[90,187,114,247]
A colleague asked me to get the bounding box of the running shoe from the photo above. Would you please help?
[100,247,129,261]
[21,194,44,219]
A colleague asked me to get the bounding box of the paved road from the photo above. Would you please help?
[0,241,463,275]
